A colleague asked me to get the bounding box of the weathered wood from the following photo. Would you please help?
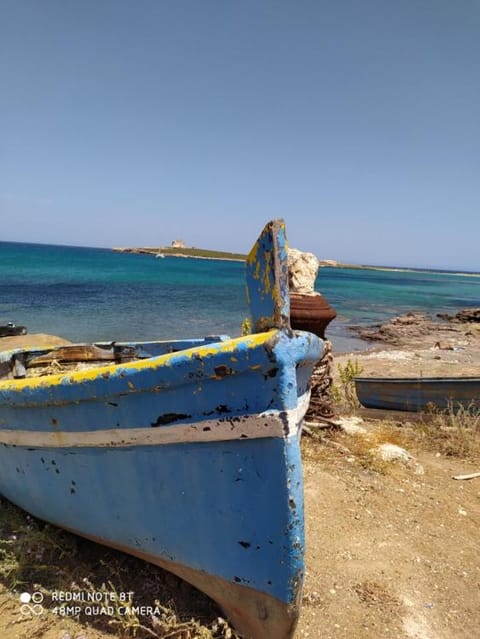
[27,344,118,366]
[452,472,480,481]
[246,219,290,332]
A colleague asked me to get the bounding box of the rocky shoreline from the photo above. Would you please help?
[350,309,479,346]
[336,308,480,378]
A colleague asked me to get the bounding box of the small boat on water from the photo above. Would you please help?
[355,376,480,412]
[0,220,323,639]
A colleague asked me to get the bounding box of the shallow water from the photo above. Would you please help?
[1,241,478,352]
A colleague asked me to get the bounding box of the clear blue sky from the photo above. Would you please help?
[1,1,479,271]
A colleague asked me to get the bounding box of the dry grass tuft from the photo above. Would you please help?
[302,420,414,475]
[414,403,480,460]
[339,431,394,474]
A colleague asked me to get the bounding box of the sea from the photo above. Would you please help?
[1,241,479,353]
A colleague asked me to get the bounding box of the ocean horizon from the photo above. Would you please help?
[1,241,478,353]
[5,238,480,276]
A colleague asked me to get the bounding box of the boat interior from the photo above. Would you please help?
[0,336,227,380]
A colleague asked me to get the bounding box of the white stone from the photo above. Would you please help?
[374,443,414,462]
[336,416,367,435]
[287,248,320,294]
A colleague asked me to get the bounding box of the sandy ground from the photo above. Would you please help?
[297,435,480,639]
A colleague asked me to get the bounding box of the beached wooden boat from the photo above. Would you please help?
[0,220,323,639]
[355,376,480,412]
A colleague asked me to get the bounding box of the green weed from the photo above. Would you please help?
[333,358,363,410]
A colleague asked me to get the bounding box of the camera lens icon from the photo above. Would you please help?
[20,591,44,604]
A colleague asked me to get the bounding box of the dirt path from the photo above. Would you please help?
[297,431,480,639]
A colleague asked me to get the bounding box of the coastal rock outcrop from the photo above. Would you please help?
[351,312,434,344]
[350,311,476,346]
[437,308,480,323]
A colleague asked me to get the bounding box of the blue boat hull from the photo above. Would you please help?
[0,329,322,638]
[355,376,480,412]
[0,219,324,638]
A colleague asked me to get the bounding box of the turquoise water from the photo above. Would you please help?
[1,241,478,352]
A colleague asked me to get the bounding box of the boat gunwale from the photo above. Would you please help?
[0,330,280,392]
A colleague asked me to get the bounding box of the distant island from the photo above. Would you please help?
[112,243,479,276]
[112,242,247,262]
